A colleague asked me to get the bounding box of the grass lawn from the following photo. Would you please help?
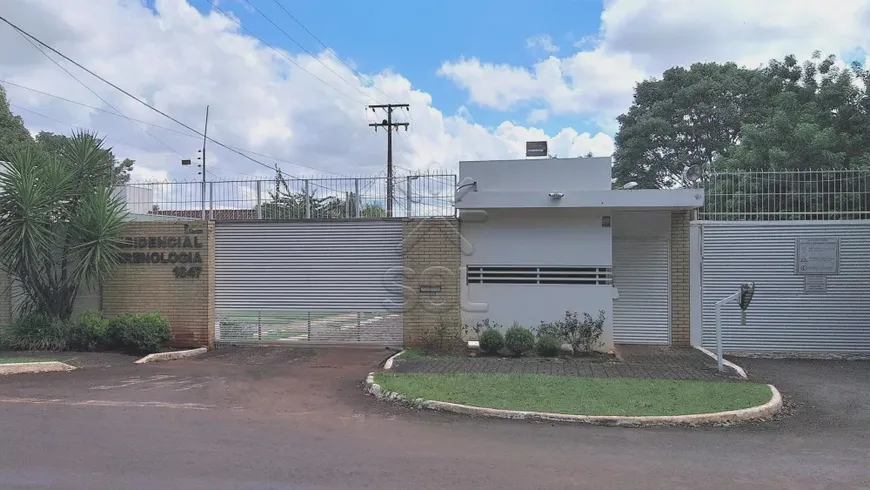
[374,373,773,416]
[0,357,53,364]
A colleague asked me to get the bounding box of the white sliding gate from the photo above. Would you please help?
[214,220,404,346]
[696,221,870,353]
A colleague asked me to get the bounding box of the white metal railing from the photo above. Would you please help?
[698,169,870,221]
[119,173,457,220]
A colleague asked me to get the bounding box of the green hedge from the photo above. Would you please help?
[105,313,174,354]
[1,311,172,354]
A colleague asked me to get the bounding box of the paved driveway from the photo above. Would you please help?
[0,347,867,489]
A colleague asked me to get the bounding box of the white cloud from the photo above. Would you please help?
[526,109,548,124]
[0,0,613,183]
[526,34,559,53]
[440,0,870,125]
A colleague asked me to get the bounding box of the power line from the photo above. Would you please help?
[10,103,221,180]
[1,79,343,176]
[13,30,186,160]
[0,14,322,184]
[0,79,197,137]
[269,0,401,105]
[239,0,375,103]
[204,0,369,106]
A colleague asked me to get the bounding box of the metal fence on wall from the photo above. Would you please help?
[119,173,457,220]
[698,169,870,221]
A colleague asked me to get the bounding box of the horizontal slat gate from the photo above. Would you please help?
[700,221,870,353]
[612,238,670,345]
[214,220,404,345]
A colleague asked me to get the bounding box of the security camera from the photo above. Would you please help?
[455,177,478,202]
[548,192,564,199]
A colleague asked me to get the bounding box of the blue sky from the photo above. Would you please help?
[7,0,869,181]
[183,0,605,134]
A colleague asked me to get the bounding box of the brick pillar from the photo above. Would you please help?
[670,211,691,345]
[401,218,461,347]
[102,221,215,349]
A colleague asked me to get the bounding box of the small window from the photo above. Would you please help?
[467,266,612,285]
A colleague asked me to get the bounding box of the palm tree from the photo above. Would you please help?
[0,131,128,320]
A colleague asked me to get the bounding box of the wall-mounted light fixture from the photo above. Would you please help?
[548,191,564,199]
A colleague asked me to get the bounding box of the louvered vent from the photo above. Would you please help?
[467,266,612,285]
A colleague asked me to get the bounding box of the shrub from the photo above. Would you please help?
[4,313,69,351]
[550,310,606,354]
[534,321,562,341]
[463,318,502,340]
[419,319,465,355]
[67,310,109,351]
[105,312,173,354]
[576,311,606,353]
[478,328,504,355]
[536,335,561,357]
[504,323,535,357]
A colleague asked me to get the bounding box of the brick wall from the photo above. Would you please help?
[102,221,215,348]
[670,210,691,345]
[402,218,462,347]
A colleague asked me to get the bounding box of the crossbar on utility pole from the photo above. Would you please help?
[368,103,409,217]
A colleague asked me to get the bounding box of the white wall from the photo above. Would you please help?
[612,211,670,238]
[460,208,614,350]
[460,157,612,193]
[461,208,612,265]
[114,185,154,215]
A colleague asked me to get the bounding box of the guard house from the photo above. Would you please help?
[456,157,705,350]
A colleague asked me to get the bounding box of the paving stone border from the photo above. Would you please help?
[134,347,208,364]
[727,351,870,361]
[382,350,404,370]
[694,346,748,379]
[364,372,782,427]
[0,361,76,375]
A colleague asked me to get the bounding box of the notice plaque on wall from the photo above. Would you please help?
[795,237,839,275]
[804,275,827,294]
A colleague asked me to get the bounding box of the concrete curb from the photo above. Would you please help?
[364,373,782,427]
[383,350,404,370]
[0,362,76,375]
[694,346,748,379]
[134,347,207,364]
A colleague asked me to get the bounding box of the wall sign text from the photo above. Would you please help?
[119,235,205,279]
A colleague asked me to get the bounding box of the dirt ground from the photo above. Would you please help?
[0,346,867,489]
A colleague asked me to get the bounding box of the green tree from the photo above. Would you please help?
[717,53,870,172]
[704,54,870,219]
[0,85,34,161]
[0,131,129,320]
[612,62,773,188]
[35,131,134,184]
[359,202,386,218]
[256,169,387,219]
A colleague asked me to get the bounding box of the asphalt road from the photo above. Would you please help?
[0,348,868,489]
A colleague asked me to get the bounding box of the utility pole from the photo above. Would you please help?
[198,105,209,220]
[368,103,409,217]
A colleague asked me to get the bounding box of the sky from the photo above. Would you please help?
[0,0,869,183]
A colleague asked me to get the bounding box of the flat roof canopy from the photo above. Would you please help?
[456,188,705,210]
